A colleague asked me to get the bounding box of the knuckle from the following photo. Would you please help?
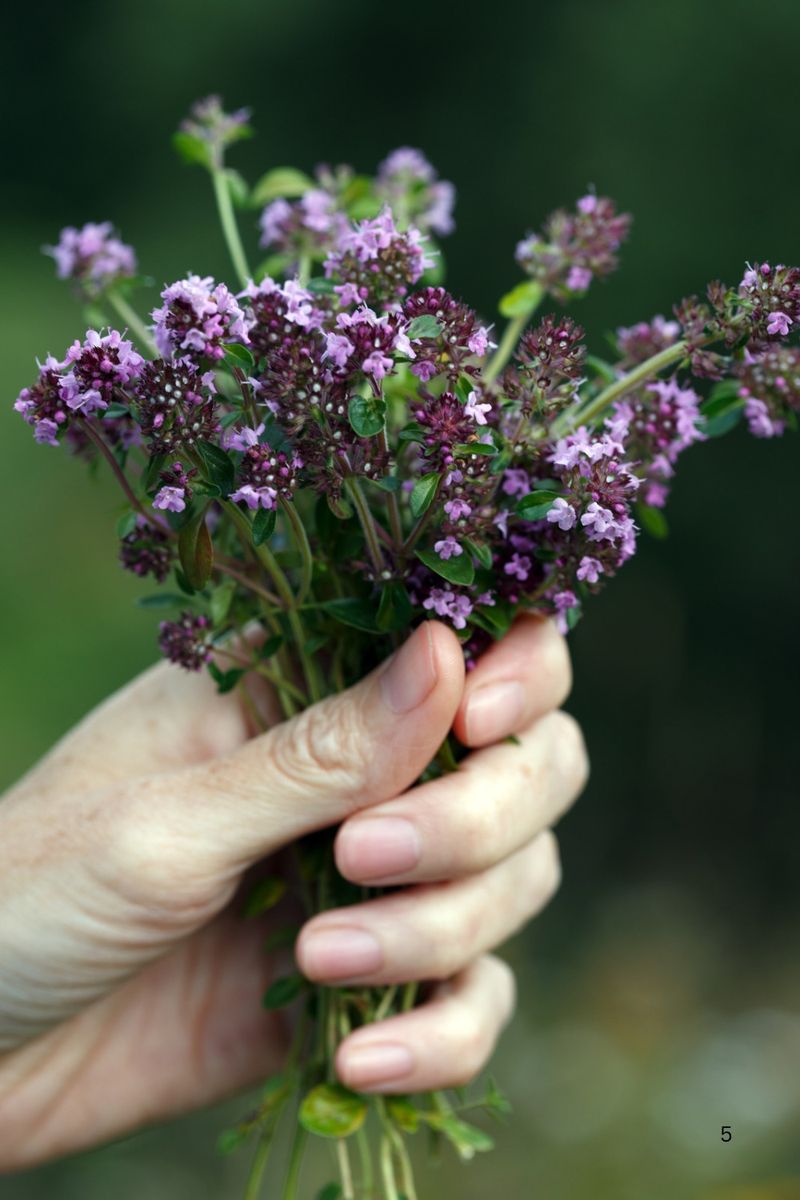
[454,793,500,873]
[516,833,561,919]
[447,1004,490,1082]
[269,695,370,803]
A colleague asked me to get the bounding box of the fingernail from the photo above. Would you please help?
[380,625,437,714]
[338,817,421,880]
[340,1041,414,1090]
[300,926,383,980]
[465,680,525,744]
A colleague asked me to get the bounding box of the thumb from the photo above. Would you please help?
[111,622,465,880]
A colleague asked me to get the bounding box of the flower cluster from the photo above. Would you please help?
[376,147,455,236]
[158,612,212,670]
[737,344,800,437]
[516,194,632,301]
[44,221,136,293]
[259,190,349,263]
[325,208,434,307]
[152,275,250,361]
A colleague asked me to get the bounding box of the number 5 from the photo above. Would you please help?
[721,1125,732,1142]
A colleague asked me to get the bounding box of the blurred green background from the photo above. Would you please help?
[2,0,799,1196]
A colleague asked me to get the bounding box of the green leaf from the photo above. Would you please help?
[637,502,669,539]
[222,343,255,371]
[255,253,290,282]
[225,168,250,208]
[386,1097,420,1133]
[421,1113,494,1160]
[178,508,214,590]
[306,277,338,295]
[315,1185,343,1200]
[585,355,618,384]
[172,130,212,169]
[264,924,300,952]
[452,442,496,457]
[704,406,743,437]
[207,662,245,694]
[104,402,131,420]
[209,579,237,625]
[348,393,386,438]
[299,1084,368,1140]
[416,547,475,587]
[484,1077,513,1117]
[397,421,427,445]
[410,471,441,519]
[498,279,545,319]
[465,538,492,569]
[370,474,401,493]
[143,453,167,494]
[135,592,188,609]
[116,509,138,539]
[377,581,413,632]
[197,439,236,494]
[262,973,304,1010]
[252,506,277,546]
[250,166,315,207]
[260,632,284,659]
[244,877,287,917]
[516,490,559,521]
[407,314,443,339]
[216,1127,249,1155]
[321,597,380,633]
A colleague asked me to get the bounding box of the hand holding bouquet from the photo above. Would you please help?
[9,95,799,1199]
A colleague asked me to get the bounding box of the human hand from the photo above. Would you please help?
[0,617,586,1170]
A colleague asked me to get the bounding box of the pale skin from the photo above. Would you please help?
[0,616,588,1173]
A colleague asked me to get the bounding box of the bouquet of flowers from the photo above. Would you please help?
[15,95,799,1199]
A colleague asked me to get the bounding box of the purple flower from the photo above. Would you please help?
[59,329,144,415]
[259,190,348,260]
[546,497,577,531]
[324,332,355,369]
[576,556,602,584]
[152,275,250,361]
[133,358,217,454]
[44,222,136,292]
[158,611,212,671]
[553,590,579,634]
[744,397,785,438]
[230,445,301,510]
[230,483,278,510]
[221,422,265,451]
[153,486,186,513]
[434,536,463,560]
[502,468,531,496]
[403,287,492,385]
[505,553,532,581]
[766,311,793,337]
[464,391,492,425]
[567,265,593,292]
[444,497,472,520]
[180,96,252,169]
[580,501,617,539]
[325,208,434,307]
[376,149,456,236]
[422,587,473,629]
[617,314,680,367]
[120,519,173,583]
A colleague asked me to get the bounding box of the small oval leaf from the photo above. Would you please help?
[410,472,441,519]
[262,973,304,1010]
[299,1084,368,1140]
[253,507,277,546]
[416,546,475,587]
[178,510,214,590]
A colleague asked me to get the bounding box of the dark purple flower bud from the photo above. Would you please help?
[403,287,494,384]
[230,446,302,511]
[120,518,173,582]
[133,359,218,454]
[516,314,586,411]
[158,612,212,671]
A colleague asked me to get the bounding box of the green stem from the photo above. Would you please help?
[107,288,158,355]
[346,478,386,576]
[373,984,398,1024]
[212,169,251,288]
[244,1131,274,1200]
[336,1138,356,1200]
[389,1129,418,1200]
[552,340,688,436]
[282,1123,308,1200]
[376,1099,401,1200]
[483,284,545,386]
[356,1125,375,1198]
[298,253,312,285]
[281,498,314,605]
[401,981,418,1013]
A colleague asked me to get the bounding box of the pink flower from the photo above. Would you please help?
[576,556,602,584]
[324,333,354,369]
[434,536,462,560]
[546,497,577,531]
[766,311,793,337]
[464,391,492,425]
[444,498,471,520]
[230,483,278,510]
[567,265,593,292]
[504,553,532,581]
[362,350,393,379]
[153,486,186,513]
[577,194,598,214]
